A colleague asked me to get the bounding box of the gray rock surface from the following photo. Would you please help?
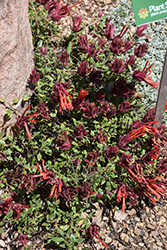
[0,0,33,128]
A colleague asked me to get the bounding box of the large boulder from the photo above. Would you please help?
[0,0,34,129]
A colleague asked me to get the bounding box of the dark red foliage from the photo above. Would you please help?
[142,107,156,123]
[82,100,99,118]
[118,135,131,150]
[0,152,6,161]
[19,234,29,247]
[119,153,132,168]
[94,128,107,144]
[157,159,167,175]
[111,78,135,97]
[134,43,148,58]
[95,89,105,102]
[99,101,110,115]
[127,55,136,69]
[73,124,87,138]
[86,222,100,238]
[37,102,51,121]
[56,51,69,65]
[111,58,126,74]
[45,1,70,22]
[71,16,83,32]
[104,20,115,40]
[88,38,106,58]
[29,68,39,84]
[57,131,72,150]
[71,157,81,166]
[85,151,99,163]
[104,145,119,159]
[77,35,89,53]
[119,100,133,113]
[76,183,96,199]
[105,103,117,119]
[136,24,147,37]
[60,185,76,207]
[77,60,91,77]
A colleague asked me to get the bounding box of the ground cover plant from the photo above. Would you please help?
[0,0,167,249]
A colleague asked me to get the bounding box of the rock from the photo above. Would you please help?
[0,240,6,247]
[146,223,155,230]
[0,0,33,128]
[146,207,150,214]
[163,229,167,236]
[128,208,136,216]
[134,228,141,236]
[105,236,112,244]
[114,210,128,222]
[120,233,126,241]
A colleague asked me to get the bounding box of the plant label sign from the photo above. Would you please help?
[132,0,167,25]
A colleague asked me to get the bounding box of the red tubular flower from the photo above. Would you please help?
[116,183,138,212]
[127,165,167,204]
[77,60,92,77]
[51,82,73,113]
[72,88,89,110]
[33,159,65,199]
[133,60,159,89]
[16,105,38,139]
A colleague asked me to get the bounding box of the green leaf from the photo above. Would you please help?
[12,98,19,104]
[6,109,13,118]
[52,237,65,243]
[23,94,30,101]
[3,210,13,220]
[67,41,72,54]
[75,238,84,243]
[0,98,6,103]
[37,153,42,161]
[0,228,4,233]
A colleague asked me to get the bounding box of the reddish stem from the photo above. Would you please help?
[95,235,108,248]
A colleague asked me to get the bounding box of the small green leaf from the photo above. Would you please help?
[6,109,13,118]
[67,41,72,54]
[0,98,6,103]
[3,210,13,220]
[0,228,4,233]
[13,98,19,104]
[23,94,30,101]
